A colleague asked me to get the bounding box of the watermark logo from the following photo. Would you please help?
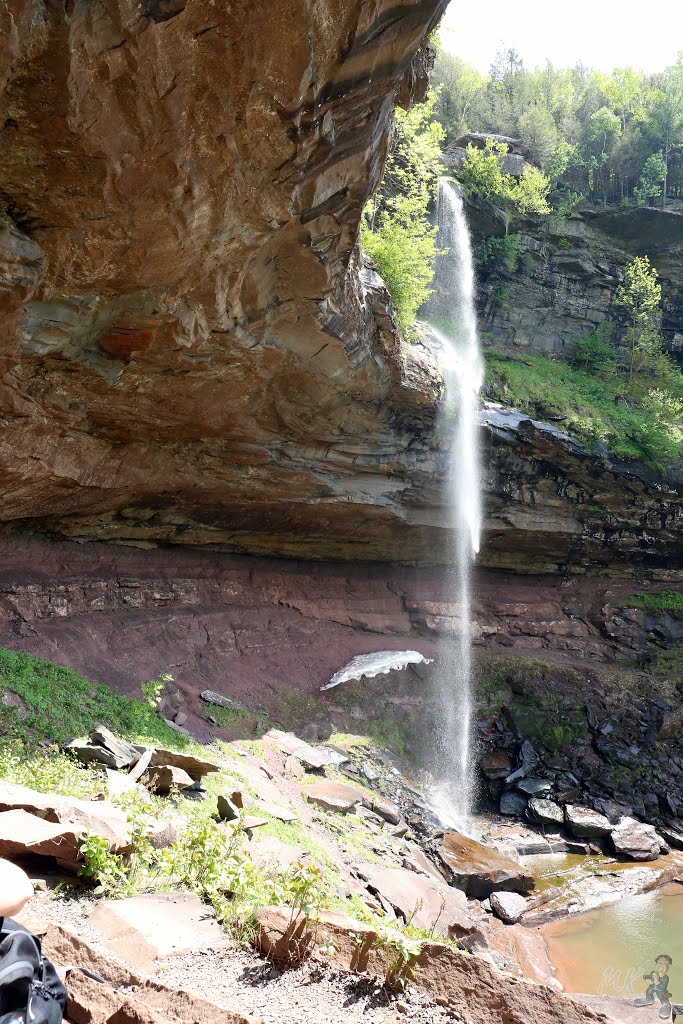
[599,954,682,1021]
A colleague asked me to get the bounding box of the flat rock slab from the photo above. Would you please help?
[355,863,477,940]
[304,781,369,813]
[565,805,612,838]
[89,892,231,972]
[0,809,82,871]
[0,780,131,852]
[263,729,338,770]
[434,830,534,899]
[137,747,220,780]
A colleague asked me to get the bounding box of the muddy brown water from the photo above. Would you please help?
[542,883,683,1001]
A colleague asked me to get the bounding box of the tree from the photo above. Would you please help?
[518,106,559,169]
[360,92,444,336]
[648,56,683,208]
[432,51,487,142]
[634,152,667,205]
[612,256,663,375]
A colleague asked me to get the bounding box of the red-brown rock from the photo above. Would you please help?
[355,863,478,941]
[0,809,82,871]
[304,781,369,814]
[434,831,534,900]
[0,782,132,852]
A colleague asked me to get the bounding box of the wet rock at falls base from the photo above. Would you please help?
[481,751,513,780]
[564,805,612,839]
[499,791,528,817]
[489,890,528,924]
[526,797,564,828]
[516,777,552,796]
[432,831,534,899]
[610,817,665,861]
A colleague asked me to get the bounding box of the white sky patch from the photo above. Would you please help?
[439,0,683,74]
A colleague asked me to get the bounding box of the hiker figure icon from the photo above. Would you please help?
[635,955,674,1019]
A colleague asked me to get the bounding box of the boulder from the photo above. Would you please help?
[526,798,564,828]
[610,817,663,861]
[90,726,140,768]
[564,805,612,838]
[489,890,527,924]
[263,729,337,770]
[216,793,242,822]
[0,779,131,851]
[200,690,249,713]
[433,831,534,900]
[500,791,528,817]
[516,778,552,796]
[89,892,231,972]
[354,863,478,941]
[481,751,512,780]
[254,906,379,972]
[371,794,401,825]
[142,765,193,794]
[304,781,369,814]
[63,741,124,770]
[145,748,219,781]
[0,809,82,871]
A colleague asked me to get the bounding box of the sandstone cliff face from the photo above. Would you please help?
[476,205,683,358]
[0,0,449,557]
[0,1,681,573]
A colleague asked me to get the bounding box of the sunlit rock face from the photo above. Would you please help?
[0,0,447,557]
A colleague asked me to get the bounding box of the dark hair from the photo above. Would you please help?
[656,955,673,966]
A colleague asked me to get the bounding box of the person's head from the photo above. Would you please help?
[0,858,33,918]
[656,955,673,970]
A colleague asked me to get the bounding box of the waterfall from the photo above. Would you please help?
[427,179,484,828]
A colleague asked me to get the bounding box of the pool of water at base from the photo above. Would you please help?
[541,883,683,999]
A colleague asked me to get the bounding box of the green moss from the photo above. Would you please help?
[485,351,683,468]
[650,644,683,676]
[626,589,683,613]
[0,647,196,749]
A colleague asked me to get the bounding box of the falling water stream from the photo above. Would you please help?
[427,179,484,828]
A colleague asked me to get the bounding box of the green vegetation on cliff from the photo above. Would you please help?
[361,92,444,335]
[627,590,683,612]
[0,647,190,748]
[486,347,683,466]
[458,140,552,214]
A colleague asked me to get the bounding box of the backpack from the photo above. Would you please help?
[0,918,67,1024]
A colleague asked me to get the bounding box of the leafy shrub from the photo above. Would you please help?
[458,141,551,215]
[361,92,444,336]
[476,233,522,271]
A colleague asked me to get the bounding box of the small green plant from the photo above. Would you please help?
[374,919,423,990]
[140,672,172,710]
[476,233,522,271]
[79,831,128,894]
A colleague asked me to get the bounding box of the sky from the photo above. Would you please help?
[439,0,683,75]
